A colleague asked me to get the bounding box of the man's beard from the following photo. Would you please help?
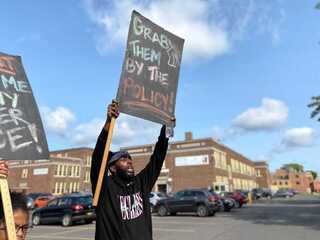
[117,169,134,181]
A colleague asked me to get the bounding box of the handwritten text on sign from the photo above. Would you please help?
[0,53,49,160]
[117,11,184,126]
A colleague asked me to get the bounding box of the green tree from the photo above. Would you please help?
[308,170,318,180]
[309,6,320,121]
[308,96,320,121]
[281,163,304,172]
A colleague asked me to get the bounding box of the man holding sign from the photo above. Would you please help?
[91,10,183,240]
[91,100,173,240]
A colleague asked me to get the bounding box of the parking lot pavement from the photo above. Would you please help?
[28,195,320,240]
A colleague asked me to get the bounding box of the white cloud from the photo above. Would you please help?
[70,114,160,148]
[282,127,317,148]
[41,106,75,136]
[270,127,317,155]
[84,0,229,60]
[72,118,105,145]
[83,0,285,60]
[232,98,288,132]
[112,115,160,148]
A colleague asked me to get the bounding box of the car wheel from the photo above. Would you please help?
[158,205,168,217]
[32,214,41,226]
[197,205,208,217]
[62,214,72,227]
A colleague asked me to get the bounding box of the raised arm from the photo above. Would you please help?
[90,100,119,194]
[136,125,169,193]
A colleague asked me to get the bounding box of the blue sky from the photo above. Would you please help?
[1,0,319,174]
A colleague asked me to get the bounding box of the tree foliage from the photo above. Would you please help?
[281,163,304,172]
[308,96,320,121]
[308,170,318,180]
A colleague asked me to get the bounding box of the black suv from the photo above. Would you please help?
[32,194,95,227]
[155,189,220,217]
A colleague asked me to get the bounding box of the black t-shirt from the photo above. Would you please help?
[91,126,168,240]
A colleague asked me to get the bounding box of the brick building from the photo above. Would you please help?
[121,132,268,193]
[8,133,273,195]
[271,169,314,193]
[313,179,320,193]
[254,161,272,188]
[8,147,93,195]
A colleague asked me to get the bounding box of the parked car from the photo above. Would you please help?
[273,189,294,198]
[220,191,247,208]
[155,189,220,217]
[32,194,95,227]
[34,195,55,208]
[149,192,167,212]
[28,192,52,201]
[27,193,54,208]
[209,191,234,212]
[252,188,272,200]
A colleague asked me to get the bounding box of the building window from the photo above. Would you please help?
[71,166,75,177]
[68,166,72,176]
[76,166,80,177]
[69,182,73,193]
[63,182,67,193]
[59,182,63,194]
[84,171,90,183]
[62,165,66,176]
[256,170,261,177]
[73,182,77,192]
[214,151,227,170]
[285,181,288,185]
[296,181,300,185]
[21,169,28,178]
[54,182,59,194]
[58,165,63,176]
[279,182,282,185]
[86,155,92,167]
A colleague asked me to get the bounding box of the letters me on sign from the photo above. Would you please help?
[116,10,184,127]
[0,52,49,160]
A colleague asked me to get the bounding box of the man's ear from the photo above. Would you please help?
[109,165,116,174]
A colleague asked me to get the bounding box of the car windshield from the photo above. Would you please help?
[72,197,92,205]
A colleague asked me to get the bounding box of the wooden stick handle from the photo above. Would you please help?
[93,117,116,207]
[0,175,16,240]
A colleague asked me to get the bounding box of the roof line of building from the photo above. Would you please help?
[50,147,94,153]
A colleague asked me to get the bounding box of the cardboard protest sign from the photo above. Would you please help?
[116,10,184,127]
[0,52,49,160]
